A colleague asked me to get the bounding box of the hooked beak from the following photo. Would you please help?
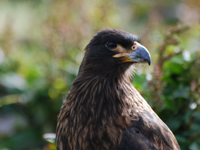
[129,42,151,65]
[113,42,151,65]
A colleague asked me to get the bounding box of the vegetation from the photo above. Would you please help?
[0,0,199,150]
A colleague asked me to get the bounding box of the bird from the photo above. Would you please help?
[56,29,180,150]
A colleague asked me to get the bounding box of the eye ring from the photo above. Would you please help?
[106,42,118,49]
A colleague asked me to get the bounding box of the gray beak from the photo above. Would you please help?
[129,43,151,65]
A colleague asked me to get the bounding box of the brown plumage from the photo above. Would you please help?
[56,29,180,150]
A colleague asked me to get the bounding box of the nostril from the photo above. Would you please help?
[132,45,137,50]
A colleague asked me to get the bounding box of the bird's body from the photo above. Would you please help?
[56,29,180,150]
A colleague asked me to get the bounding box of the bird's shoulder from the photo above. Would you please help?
[117,109,180,150]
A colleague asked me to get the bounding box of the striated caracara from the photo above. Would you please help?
[56,29,180,150]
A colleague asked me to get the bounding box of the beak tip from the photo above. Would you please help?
[143,54,151,66]
[147,58,151,65]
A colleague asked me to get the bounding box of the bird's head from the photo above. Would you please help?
[80,29,151,77]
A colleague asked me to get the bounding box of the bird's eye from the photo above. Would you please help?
[106,42,118,49]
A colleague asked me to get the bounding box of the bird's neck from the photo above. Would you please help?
[68,68,136,118]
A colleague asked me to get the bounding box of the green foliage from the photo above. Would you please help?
[0,0,200,150]
[137,27,200,150]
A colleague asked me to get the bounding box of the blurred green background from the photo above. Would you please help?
[0,0,200,150]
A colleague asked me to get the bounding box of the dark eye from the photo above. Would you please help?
[106,42,117,49]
